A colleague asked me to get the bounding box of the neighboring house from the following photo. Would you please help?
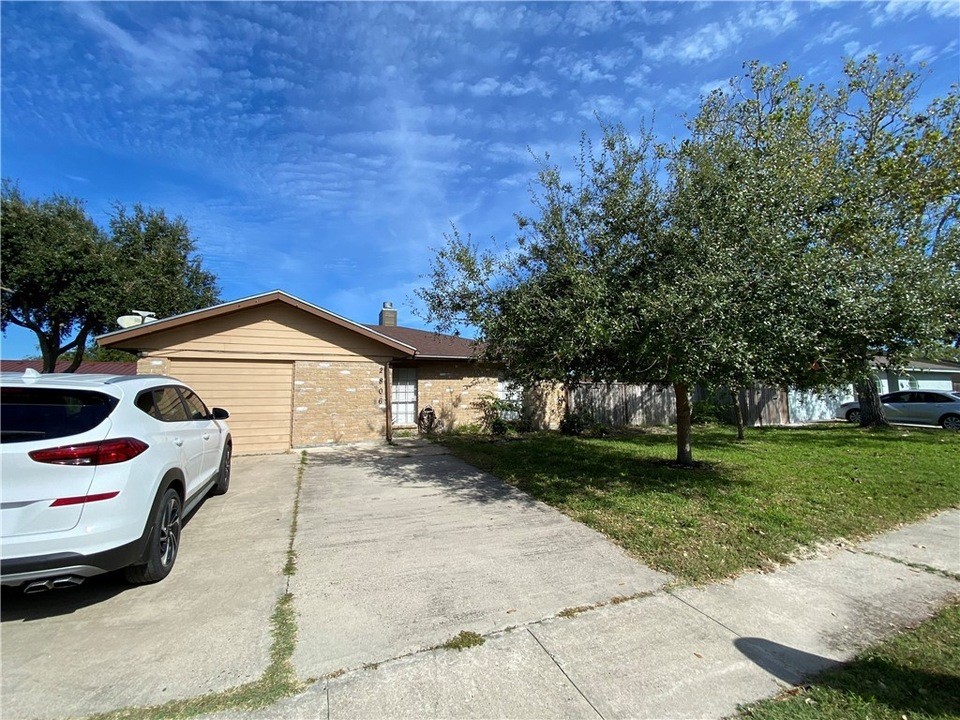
[96,290,511,454]
[788,358,960,423]
[0,360,137,375]
[570,358,960,428]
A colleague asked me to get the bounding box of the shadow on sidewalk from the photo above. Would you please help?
[735,636,960,716]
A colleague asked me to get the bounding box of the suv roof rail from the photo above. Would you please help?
[103,374,172,384]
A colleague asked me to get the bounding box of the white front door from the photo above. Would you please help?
[392,368,417,426]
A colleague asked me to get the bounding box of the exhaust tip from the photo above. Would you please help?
[52,576,85,589]
[23,576,85,594]
[24,580,53,594]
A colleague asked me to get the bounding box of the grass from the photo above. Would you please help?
[284,450,308,576]
[442,425,959,583]
[436,630,486,651]
[557,591,652,618]
[739,601,960,719]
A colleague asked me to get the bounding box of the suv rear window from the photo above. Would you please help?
[0,388,118,443]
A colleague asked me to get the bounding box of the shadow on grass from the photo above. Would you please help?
[442,432,740,510]
[305,434,738,513]
[737,636,960,718]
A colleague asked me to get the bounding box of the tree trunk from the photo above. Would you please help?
[855,379,890,428]
[674,382,694,466]
[39,335,57,373]
[730,388,745,440]
[63,328,91,374]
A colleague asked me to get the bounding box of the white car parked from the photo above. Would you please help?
[1,372,231,592]
[836,390,960,429]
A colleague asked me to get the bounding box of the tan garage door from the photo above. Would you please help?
[169,359,293,455]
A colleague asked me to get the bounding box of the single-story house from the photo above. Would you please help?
[96,290,521,454]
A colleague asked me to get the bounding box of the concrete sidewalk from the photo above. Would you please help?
[209,508,959,720]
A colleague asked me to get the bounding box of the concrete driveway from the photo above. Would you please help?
[290,441,671,678]
[0,453,298,720]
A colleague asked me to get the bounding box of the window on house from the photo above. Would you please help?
[392,368,417,426]
[497,380,522,420]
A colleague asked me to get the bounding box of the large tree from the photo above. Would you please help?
[419,56,959,464]
[1,183,220,372]
[677,57,959,427]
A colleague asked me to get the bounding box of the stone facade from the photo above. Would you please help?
[292,359,387,445]
[412,362,501,430]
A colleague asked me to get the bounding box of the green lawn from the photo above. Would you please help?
[441,425,959,583]
[739,602,960,720]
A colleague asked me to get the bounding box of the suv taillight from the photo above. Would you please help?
[29,438,149,466]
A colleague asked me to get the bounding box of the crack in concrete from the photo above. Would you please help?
[856,548,960,581]
[526,627,606,720]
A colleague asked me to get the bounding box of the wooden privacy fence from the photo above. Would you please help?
[569,382,790,427]
[569,383,676,426]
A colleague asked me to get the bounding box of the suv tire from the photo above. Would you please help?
[212,443,232,496]
[125,486,182,584]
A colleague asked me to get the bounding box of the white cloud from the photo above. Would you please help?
[579,95,627,120]
[469,77,501,97]
[803,21,857,51]
[646,19,742,64]
[700,78,729,95]
[644,2,799,65]
[67,3,209,92]
[870,0,960,25]
[909,44,937,64]
[843,40,881,61]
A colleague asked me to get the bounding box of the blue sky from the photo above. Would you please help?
[2,1,958,359]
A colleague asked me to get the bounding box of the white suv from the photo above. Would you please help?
[1,372,231,592]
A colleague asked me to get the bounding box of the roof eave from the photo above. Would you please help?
[96,290,416,356]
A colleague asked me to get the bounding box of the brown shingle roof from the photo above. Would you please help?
[0,360,138,375]
[363,325,482,359]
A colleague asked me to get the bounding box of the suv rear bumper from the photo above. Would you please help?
[1,537,146,586]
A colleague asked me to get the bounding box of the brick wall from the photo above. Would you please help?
[293,359,387,445]
[414,362,500,430]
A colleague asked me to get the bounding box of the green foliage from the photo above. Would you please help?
[1,182,219,371]
[490,417,509,436]
[419,56,960,459]
[559,410,590,436]
[691,398,729,425]
[473,393,524,436]
[1,182,116,371]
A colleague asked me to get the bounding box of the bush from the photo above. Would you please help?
[559,410,590,435]
[692,398,728,425]
[474,394,523,435]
